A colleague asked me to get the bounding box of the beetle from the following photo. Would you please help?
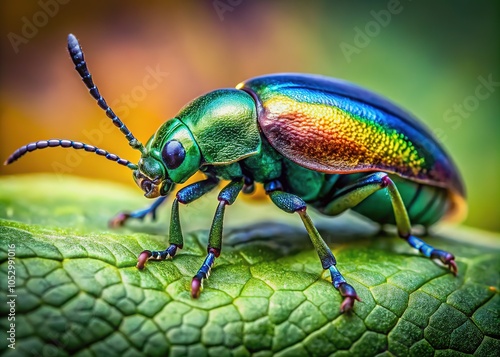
[5,34,466,312]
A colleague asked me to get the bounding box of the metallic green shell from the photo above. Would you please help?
[176,89,261,165]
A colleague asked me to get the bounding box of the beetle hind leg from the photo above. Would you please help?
[380,174,457,275]
[324,172,458,275]
[266,181,360,312]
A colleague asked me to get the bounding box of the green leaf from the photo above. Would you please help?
[0,174,499,356]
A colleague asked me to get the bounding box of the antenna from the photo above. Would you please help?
[4,139,138,170]
[4,34,143,169]
[67,33,145,154]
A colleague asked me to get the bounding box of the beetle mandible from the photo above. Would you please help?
[5,34,466,312]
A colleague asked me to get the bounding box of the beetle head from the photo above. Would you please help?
[134,118,201,198]
[4,35,204,200]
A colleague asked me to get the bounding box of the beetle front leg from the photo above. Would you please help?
[265,181,360,312]
[109,196,169,227]
[137,177,219,269]
[191,178,244,298]
[324,172,458,275]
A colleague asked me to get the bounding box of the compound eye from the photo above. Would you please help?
[162,140,185,169]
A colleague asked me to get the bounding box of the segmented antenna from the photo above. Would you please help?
[4,140,138,170]
[67,33,145,154]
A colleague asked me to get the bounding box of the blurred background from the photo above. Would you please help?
[0,0,498,231]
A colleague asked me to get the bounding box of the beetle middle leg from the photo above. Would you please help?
[323,172,458,275]
[137,177,219,269]
[265,180,360,312]
[191,178,244,298]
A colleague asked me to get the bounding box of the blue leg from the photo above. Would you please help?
[137,177,219,269]
[191,178,244,298]
[265,180,360,312]
[109,196,168,227]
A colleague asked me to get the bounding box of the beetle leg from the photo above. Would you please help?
[265,181,360,312]
[324,172,458,275]
[109,196,169,228]
[191,178,244,298]
[242,176,255,194]
[137,177,219,270]
[381,176,458,275]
